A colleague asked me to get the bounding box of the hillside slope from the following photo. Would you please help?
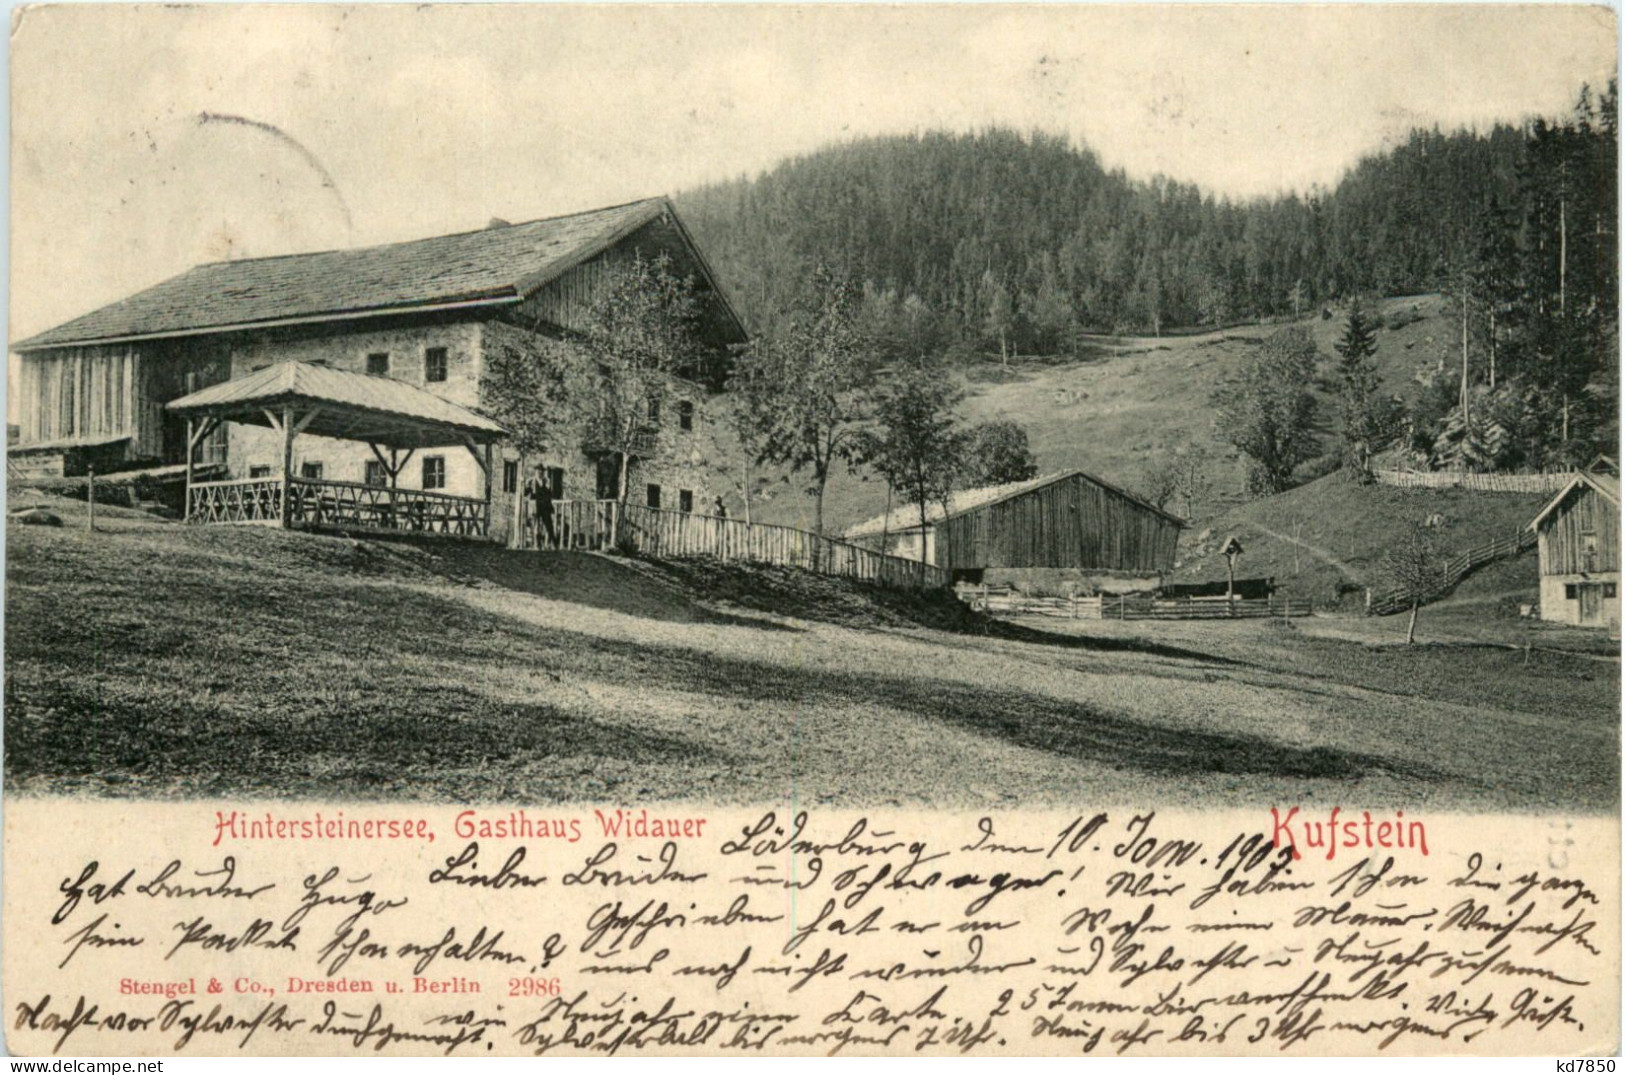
[753,294,1462,536]
[5,497,1615,810]
[1171,474,1547,606]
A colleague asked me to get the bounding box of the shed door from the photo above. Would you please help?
[1578,583,1605,626]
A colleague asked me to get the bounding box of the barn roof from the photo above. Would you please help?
[843,469,1183,539]
[166,360,505,448]
[1529,471,1621,531]
[15,197,747,352]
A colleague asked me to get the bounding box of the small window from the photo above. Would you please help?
[546,466,565,499]
[679,489,694,513]
[646,483,661,509]
[300,461,324,480]
[678,400,694,432]
[364,460,387,487]
[366,352,390,377]
[1565,583,1579,600]
[424,347,448,383]
[249,465,272,479]
[502,460,519,494]
[647,397,661,423]
[1605,583,1618,599]
[422,455,446,490]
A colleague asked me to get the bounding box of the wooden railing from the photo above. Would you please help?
[530,500,951,590]
[1365,528,1537,615]
[189,477,490,538]
[188,476,283,524]
[963,588,1312,620]
[287,479,489,537]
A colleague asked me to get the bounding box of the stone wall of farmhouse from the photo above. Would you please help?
[478,320,729,544]
[225,321,490,498]
[221,317,733,544]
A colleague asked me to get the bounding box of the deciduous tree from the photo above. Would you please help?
[575,253,705,504]
[1380,519,1444,644]
[961,420,1038,487]
[860,369,969,569]
[738,266,878,542]
[1211,327,1321,495]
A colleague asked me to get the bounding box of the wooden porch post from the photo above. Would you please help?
[483,441,494,540]
[280,405,295,528]
[511,452,525,550]
[184,417,195,522]
[388,447,400,531]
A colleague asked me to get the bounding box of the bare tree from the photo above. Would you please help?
[1144,446,1211,519]
[1380,519,1443,644]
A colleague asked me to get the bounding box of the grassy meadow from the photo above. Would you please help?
[4,495,1616,812]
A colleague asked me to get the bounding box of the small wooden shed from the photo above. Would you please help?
[844,470,1183,577]
[1529,470,1620,628]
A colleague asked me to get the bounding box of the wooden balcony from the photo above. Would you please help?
[583,429,659,459]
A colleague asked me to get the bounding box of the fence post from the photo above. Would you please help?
[86,468,96,532]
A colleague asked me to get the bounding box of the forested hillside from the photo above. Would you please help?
[677,88,1615,352]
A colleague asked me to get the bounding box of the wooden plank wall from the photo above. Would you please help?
[937,473,1180,574]
[505,217,740,367]
[514,252,624,337]
[16,346,141,447]
[1539,485,1621,575]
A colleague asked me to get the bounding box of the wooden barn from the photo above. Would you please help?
[1528,470,1620,629]
[843,470,1184,581]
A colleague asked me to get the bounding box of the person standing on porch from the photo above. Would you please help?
[529,468,557,548]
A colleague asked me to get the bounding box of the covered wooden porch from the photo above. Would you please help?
[166,361,507,540]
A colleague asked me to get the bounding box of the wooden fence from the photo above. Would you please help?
[529,499,951,590]
[963,587,1312,621]
[1365,528,1537,615]
[1373,469,1575,494]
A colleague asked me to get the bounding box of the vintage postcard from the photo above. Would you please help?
[4,3,1620,1059]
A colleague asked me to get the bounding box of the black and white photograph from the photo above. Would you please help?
[2,4,1619,1059]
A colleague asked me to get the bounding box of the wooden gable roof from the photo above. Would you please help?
[1529,471,1622,532]
[15,197,747,352]
[844,469,1183,539]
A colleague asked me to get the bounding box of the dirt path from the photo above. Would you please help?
[1241,520,1362,579]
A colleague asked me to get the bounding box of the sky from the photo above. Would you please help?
[8,3,1619,355]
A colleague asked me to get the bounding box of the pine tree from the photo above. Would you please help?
[1333,298,1394,479]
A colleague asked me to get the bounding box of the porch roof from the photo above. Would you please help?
[165,360,506,449]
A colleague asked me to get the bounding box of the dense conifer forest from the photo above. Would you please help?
[679,82,1618,468]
